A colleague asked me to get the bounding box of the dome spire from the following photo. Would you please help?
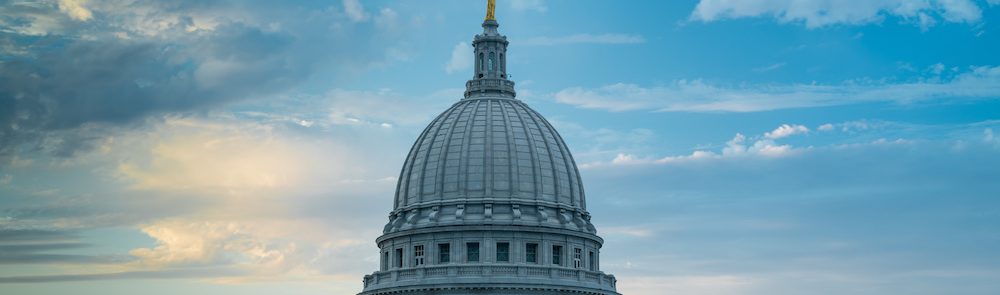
[465,0,516,99]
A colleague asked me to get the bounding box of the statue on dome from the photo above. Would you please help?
[486,0,496,20]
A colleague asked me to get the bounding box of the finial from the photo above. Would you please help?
[485,0,496,21]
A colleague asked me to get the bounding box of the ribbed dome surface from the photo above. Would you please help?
[394,97,586,211]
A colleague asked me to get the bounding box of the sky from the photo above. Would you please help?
[1,0,1000,294]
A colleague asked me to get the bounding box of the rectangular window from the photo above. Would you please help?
[438,243,450,264]
[573,248,582,268]
[467,242,480,262]
[414,245,425,266]
[552,245,563,266]
[588,251,595,271]
[526,243,538,263]
[496,242,510,262]
[395,248,403,268]
[382,251,389,271]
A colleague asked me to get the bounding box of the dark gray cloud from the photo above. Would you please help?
[0,23,301,158]
[0,253,120,265]
[0,229,79,242]
[0,0,399,160]
[0,268,245,283]
[0,242,89,252]
[0,229,127,265]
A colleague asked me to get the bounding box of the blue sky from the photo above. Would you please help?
[1,0,1000,294]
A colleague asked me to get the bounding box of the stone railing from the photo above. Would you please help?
[464,78,516,98]
[362,264,616,291]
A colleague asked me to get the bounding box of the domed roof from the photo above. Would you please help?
[395,97,586,209]
[380,7,596,236]
[382,96,596,235]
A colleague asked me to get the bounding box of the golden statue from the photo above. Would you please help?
[485,0,496,21]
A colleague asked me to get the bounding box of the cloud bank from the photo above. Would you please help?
[554,65,1000,112]
[690,0,988,29]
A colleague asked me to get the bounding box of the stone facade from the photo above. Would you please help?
[358,4,619,295]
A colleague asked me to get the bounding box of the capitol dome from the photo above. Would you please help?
[359,2,618,294]
[383,96,597,235]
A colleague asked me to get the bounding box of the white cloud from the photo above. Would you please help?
[986,128,999,146]
[580,119,994,170]
[725,133,794,157]
[342,0,368,22]
[374,7,398,30]
[928,63,947,75]
[765,124,809,139]
[115,117,368,199]
[129,219,250,267]
[553,65,1000,112]
[444,42,472,74]
[126,217,371,281]
[690,0,985,29]
[66,114,402,281]
[511,0,548,13]
[754,62,786,72]
[119,120,304,195]
[324,88,458,127]
[520,33,645,46]
[58,0,92,21]
[585,130,798,168]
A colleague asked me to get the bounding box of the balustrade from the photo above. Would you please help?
[361,264,617,291]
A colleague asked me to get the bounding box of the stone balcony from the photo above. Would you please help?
[361,264,617,294]
[464,78,516,98]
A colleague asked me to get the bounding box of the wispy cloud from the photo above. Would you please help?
[342,0,368,22]
[0,268,246,283]
[0,229,121,265]
[754,62,786,72]
[553,65,1000,112]
[444,42,472,74]
[519,33,645,46]
[690,0,987,29]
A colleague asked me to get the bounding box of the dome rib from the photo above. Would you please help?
[532,105,586,209]
[506,100,543,204]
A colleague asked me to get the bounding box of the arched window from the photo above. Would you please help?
[488,52,495,71]
[479,53,485,71]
